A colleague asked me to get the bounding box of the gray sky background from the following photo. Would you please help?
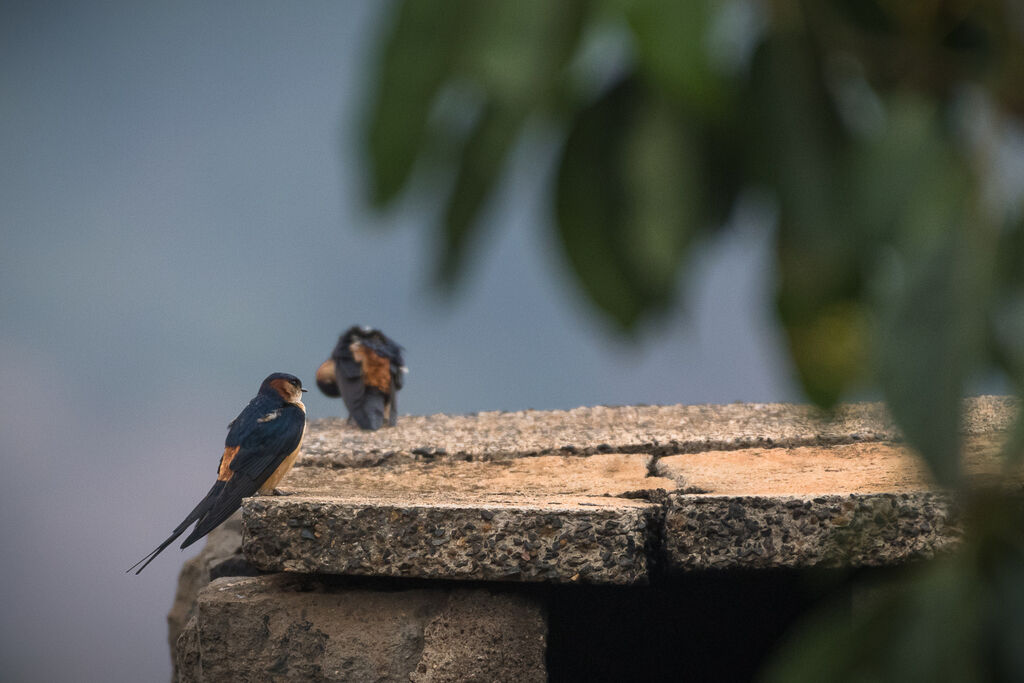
[0,2,798,681]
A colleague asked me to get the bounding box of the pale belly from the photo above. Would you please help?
[258,423,306,494]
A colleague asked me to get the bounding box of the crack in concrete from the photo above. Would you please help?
[296,433,909,471]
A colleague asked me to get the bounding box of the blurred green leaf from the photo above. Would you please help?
[618,0,730,119]
[991,214,1024,389]
[434,0,588,285]
[863,98,991,487]
[366,0,468,205]
[437,103,525,286]
[750,32,867,406]
[621,89,700,296]
[784,301,870,407]
[992,291,1024,392]
[555,79,700,328]
[765,494,1024,682]
[829,0,896,35]
[764,557,984,683]
[455,0,588,108]
[363,5,1024,678]
[371,0,589,284]
[694,123,744,230]
[991,215,1024,466]
[874,236,972,487]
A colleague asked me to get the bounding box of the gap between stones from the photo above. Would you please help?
[297,432,898,471]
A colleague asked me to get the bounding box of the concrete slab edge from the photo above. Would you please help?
[242,497,659,585]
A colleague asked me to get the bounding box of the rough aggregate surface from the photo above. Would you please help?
[176,574,546,682]
[299,396,1017,468]
[242,397,1018,582]
[664,492,963,570]
[243,497,657,585]
[169,397,1021,681]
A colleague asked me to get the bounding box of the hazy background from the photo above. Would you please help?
[0,2,797,680]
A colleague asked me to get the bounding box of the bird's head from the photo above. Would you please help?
[260,372,307,404]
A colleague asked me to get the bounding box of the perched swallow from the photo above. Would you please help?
[316,326,406,430]
[128,372,307,574]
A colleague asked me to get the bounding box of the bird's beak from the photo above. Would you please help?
[301,388,308,392]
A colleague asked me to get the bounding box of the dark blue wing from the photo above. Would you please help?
[360,335,404,366]
[229,402,305,478]
[180,402,305,547]
[333,327,405,379]
[225,394,275,448]
[390,357,404,391]
[331,334,363,379]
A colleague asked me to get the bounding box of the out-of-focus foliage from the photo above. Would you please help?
[363,1,1024,676]
[764,492,1024,683]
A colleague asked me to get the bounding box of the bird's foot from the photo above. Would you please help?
[271,488,294,496]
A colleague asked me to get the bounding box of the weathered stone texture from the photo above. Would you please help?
[654,435,1009,496]
[409,589,547,682]
[663,492,962,570]
[241,401,1018,583]
[243,497,658,584]
[281,452,675,499]
[175,574,546,683]
[170,397,1019,679]
[167,514,255,655]
[654,437,1013,570]
[301,396,1016,467]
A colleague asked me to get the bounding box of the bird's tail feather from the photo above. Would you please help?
[351,392,386,430]
[126,482,221,574]
[179,480,250,549]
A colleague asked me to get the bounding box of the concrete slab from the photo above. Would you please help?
[243,453,666,584]
[657,435,1019,570]
[281,452,675,499]
[167,512,252,681]
[241,399,1018,581]
[663,492,962,570]
[654,434,1008,496]
[243,496,658,585]
[299,396,1016,468]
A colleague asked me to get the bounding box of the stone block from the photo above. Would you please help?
[654,436,1009,496]
[175,574,546,682]
[243,454,666,584]
[663,492,962,570]
[167,513,253,654]
[244,496,658,584]
[300,396,1016,467]
[655,436,1013,570]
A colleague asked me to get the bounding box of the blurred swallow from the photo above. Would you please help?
[128,373,307,574]
[317,326,406,430]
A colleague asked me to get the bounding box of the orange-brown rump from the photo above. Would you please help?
[217,445,241,482]
[316,359,339,397]
[351,344,391,391]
